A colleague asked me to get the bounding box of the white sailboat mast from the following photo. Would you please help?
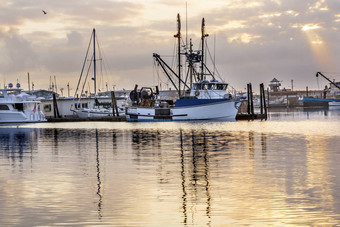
[93,28,97,97]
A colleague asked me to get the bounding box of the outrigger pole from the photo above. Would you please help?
[153,53,189,91]
[174,13,181,97]
[316,72,340,89]
[201,18,209,80]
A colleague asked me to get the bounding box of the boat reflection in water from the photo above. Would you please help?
[0,122,340,226]
[0,128,40,163]
[128,126,340,226]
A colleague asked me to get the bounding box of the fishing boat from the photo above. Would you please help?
[0,83,47,123]
[125,15,241,122]
[299,72,340,107]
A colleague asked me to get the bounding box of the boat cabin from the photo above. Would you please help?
[190,80,229,99]
[0,88,39,112]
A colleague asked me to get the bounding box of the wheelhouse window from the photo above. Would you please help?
[193,84,202,90]
[14,103,24,111]
[207,84,215,90]
[75,103,88,109]
[216,84,227,90]
[7,90,20,96]
[0,104,10,110]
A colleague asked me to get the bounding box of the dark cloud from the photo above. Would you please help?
[1,29,38,74]
[0,0,339,91]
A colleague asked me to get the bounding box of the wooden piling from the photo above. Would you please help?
[52,93,61,118]
[249,83,254,119]
[260,83,267,120]
[267,88,270,109]
[236,83,267,121]
[247,84,251,115]
[260,84,264,115]
[111,91,119,117]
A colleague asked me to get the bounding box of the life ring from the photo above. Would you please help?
[195,90,200,96]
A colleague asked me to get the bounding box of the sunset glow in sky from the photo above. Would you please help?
[0,0,339,93]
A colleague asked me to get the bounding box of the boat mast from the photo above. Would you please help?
[174,14,181,97]
[27,72,30,92]
[201,18,208,81]
[93,28,97,97]
[189,38,193,88]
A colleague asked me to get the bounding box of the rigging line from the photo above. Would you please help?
[203,63,215,80]
[205,43,224,82]
[98,47,112,76]
[213,34,216,77]
[159,55,177,57]
[163,40,178,88]
[320,72,340,75]
[180,37,187,84]
[95,34,106,92]
[184,65,190,86]
[153,58,163,84]
[153,58,158,83]
[227,84,237,94]
[95,33,114,92]
[74,31,93,98]
[152,57,155,86]
[204,39,207,77]
[78,54,94,105]
[96,37,103,92]
[187,61,200,83]
[186,1,188,50]
[171,38,177,71]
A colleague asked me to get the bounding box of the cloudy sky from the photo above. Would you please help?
[0,0,339,94]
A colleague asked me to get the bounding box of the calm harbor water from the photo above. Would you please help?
[1,108,340,226]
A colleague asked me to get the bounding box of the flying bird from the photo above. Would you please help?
[42,10,47,15]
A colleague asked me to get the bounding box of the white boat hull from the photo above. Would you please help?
[76,108,125,118]
[0,111,47,123]
[173,100,239,120]
[0,88,47,123]
[126,99,240,122]
[329,101,340,106]
[76,108,112,118]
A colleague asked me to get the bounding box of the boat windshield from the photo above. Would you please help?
[6,90,21,96]
[193,84,201,90]
[207,84,215,90]
[193,83,209,90]
[215,84,227,90]
[0,104,10,110]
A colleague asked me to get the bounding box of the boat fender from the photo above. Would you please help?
[195,90,200,96]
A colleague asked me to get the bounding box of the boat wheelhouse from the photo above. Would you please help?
[190,80,230,99]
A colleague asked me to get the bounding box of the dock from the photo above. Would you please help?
[47,116,126,122]
[47,83,268,122]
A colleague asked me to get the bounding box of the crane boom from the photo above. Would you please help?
[316,72,340,89]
